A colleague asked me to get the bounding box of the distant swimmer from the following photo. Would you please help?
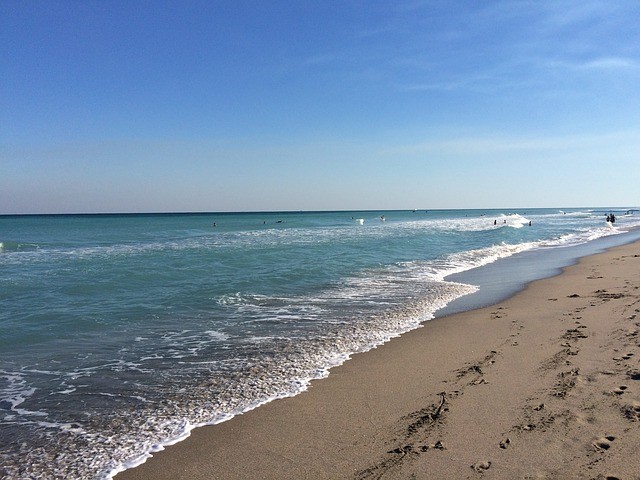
[494,219,497,225]
[212,222,217,227]
[529,221,532,227]
[380,215,385,222]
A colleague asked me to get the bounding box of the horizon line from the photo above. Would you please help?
[2,206,637,218]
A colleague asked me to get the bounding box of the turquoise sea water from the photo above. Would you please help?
[1,208,639,479]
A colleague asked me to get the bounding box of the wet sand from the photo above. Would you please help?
[117,240,640,479]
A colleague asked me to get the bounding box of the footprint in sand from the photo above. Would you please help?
[470,378,488,386]
[621,401,640,421]
[611,385,628,395]
[563,328,588,340]
[593,435,616,451]
[419,440,445,451]
[471,460,491,472]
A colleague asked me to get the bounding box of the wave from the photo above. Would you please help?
[0,241,40,253]
[103,241,549,477]
[106,283,478,479]
[0,371,43,418]
[3,209,637,268]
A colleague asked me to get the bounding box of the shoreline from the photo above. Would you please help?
[116,239,640,479]
[439,226,640,318]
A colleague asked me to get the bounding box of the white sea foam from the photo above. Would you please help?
[1,372,35,408]
[53,387,77,395]
[0,372,51,421]
[99,273,482,479]
[203,330,230,341]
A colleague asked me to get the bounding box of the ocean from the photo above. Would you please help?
[1,208,639,479]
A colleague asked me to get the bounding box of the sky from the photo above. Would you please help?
[1,0,639,214]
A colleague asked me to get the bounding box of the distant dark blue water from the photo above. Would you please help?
[1,208,638,479]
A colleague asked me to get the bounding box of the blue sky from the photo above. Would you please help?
[2,0,639,213]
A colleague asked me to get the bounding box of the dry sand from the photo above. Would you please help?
[117,240,640,480]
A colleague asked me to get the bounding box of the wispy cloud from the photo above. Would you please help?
[383,129,640,157]
[577,57,640,70]
[546,56,640,72]
[399,79,473,92]
[540,0,613,28]
[303,53,341,67]
[397,63,540,93]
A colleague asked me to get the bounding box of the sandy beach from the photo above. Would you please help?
[117,240,640,480]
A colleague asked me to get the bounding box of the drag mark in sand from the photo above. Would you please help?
[354,350,500,479]
[354,392,448,480]
[405,392,447,438]
[356,406,446,478]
